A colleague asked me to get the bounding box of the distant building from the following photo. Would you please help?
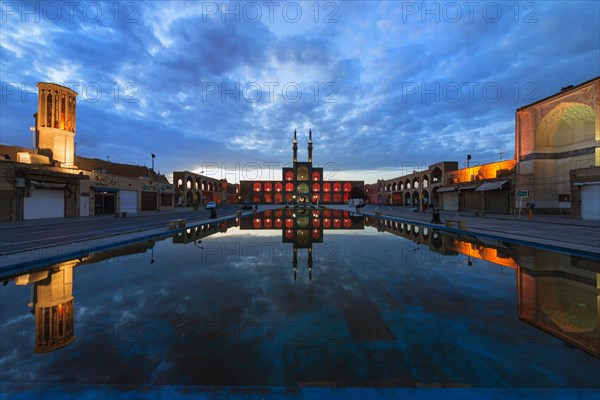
[239,130,364,205]
[365,162,458,208]
[515,76,599,219]
[173,171,239,206]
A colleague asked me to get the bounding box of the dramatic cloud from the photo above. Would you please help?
[1,1,598,182]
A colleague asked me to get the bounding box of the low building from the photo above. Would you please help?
[438,160,517,214]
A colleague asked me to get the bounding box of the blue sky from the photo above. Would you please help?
[1,1,598,183]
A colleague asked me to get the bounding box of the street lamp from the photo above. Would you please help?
[28,126,36,152]
[199,171,205,206]
[151,153,156,171]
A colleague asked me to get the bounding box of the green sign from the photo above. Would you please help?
[517,190,529,197]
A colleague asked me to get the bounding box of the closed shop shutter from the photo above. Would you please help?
[120,190,138,214]
[442,192,458,211]
[141,191,157,211]
[581,184,600,220]
[24,188,64,220]
[485,189,510,214]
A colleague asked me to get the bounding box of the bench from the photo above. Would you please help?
[445,219,467,229]
[168,219,186,230]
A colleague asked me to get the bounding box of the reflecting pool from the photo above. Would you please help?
[1,209,598,394]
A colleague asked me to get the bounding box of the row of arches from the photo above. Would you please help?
[374,167,444,193]
[365,217,443,250]
[381,189,436,207]
[284,169,321,182]
[177,177,238,194]
[252,192,351,204]
[253,181,353,193]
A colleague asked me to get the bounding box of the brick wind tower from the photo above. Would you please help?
[35,82,78,167]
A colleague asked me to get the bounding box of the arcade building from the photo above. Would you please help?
[239,130,364,205]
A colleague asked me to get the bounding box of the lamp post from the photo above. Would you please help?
[200,171,205,206]
[466,154,471,168]
[151,153,156,171]
[28,126,36,152]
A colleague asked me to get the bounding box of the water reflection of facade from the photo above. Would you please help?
[242,208,364,280]
[365,216,599,357]
[172,219,240,244]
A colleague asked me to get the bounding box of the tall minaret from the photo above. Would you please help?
[293,129,298,163]
[308,129,313,164]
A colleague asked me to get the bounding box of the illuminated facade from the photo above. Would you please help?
[515,76,599,217]
[36,82,78,167]
[438,160,517,214]
[239,130,364,205]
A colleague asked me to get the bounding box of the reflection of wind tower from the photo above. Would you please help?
[15,263,76,353]
[36,82,78,167]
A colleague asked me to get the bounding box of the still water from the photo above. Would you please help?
[1,209,598,392]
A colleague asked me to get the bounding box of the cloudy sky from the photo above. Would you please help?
[1,1,598,183]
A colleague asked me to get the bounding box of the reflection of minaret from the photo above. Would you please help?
[293,247,298,281]
[293,129,298,163]
[308,129,313,164]
[16,263,76,353]
[308,247,313,281]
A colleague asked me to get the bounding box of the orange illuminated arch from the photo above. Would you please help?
[275,182,283,192]
[333,182,341,192]
[312,171,321,181]
[312,182,321,192]
[285,171,294,181]
[285,182,294,192]
[343,182,351,192]
[323,183,331,192]
[253,182,262,192]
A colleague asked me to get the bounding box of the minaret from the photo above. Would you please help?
[293,129,298,163]
[308,129,313,164]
